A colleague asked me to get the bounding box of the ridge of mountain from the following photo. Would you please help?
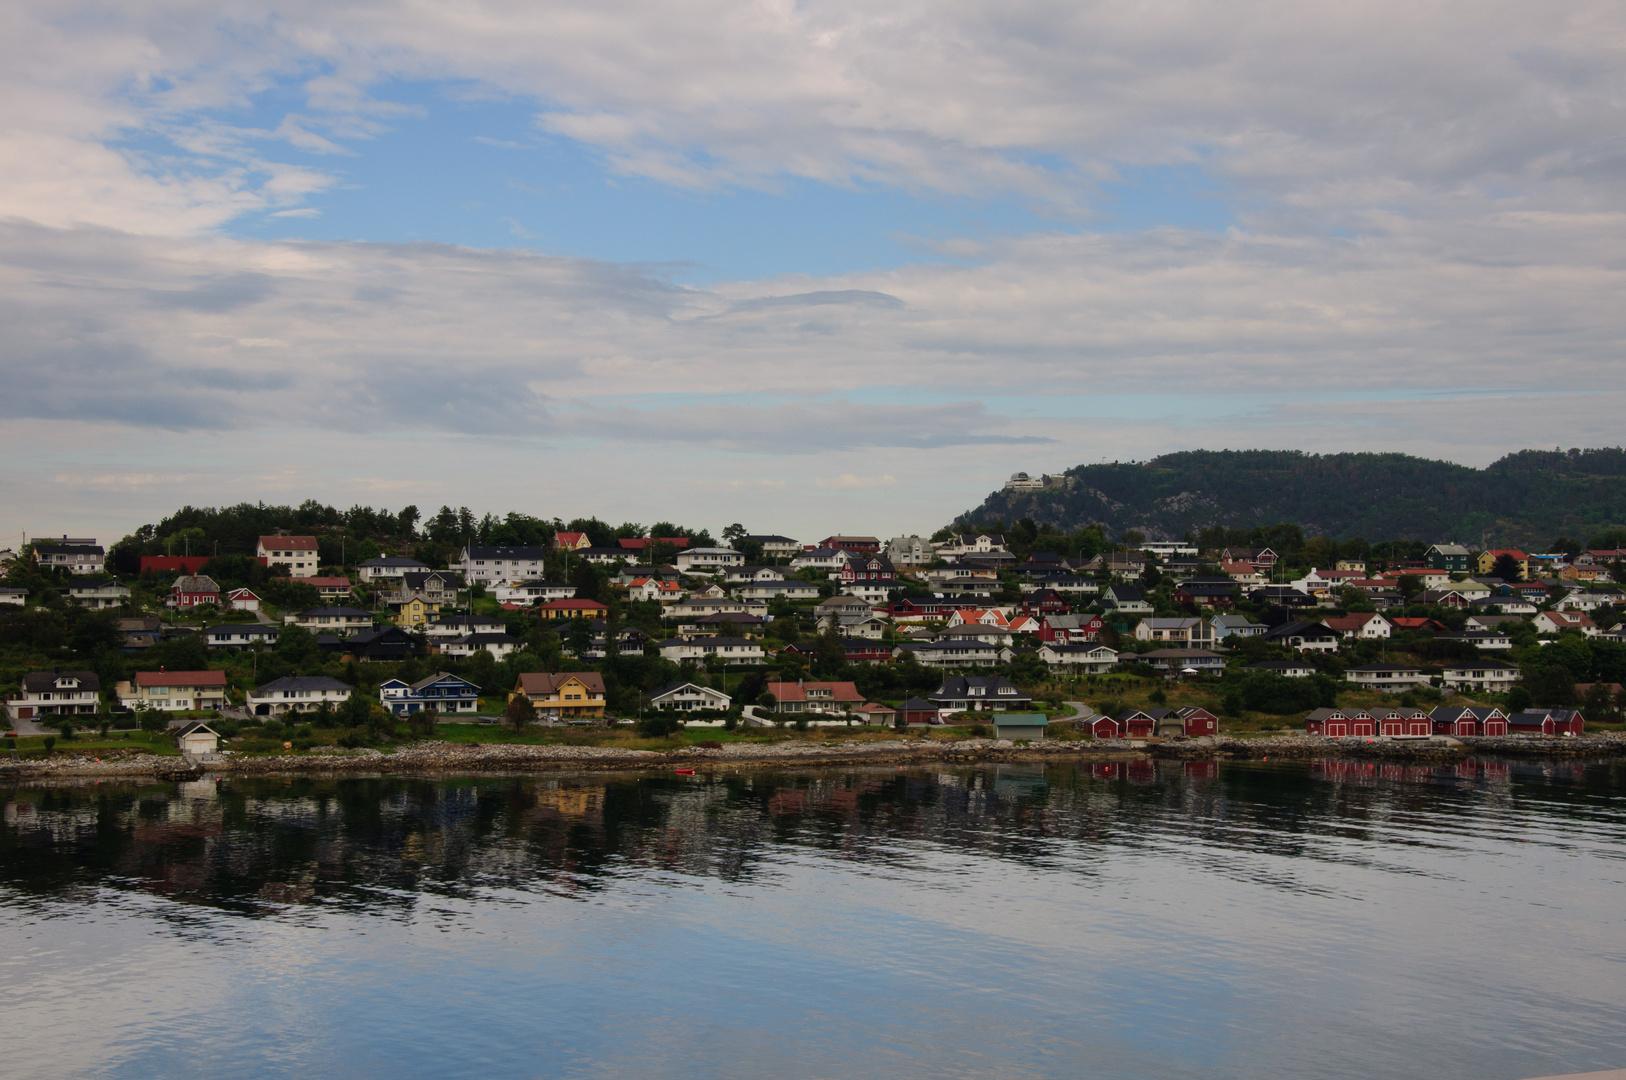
[955,449,1626,547]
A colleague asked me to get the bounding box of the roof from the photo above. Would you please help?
[900,697,937,712]
[992,713,1050,727]
[134,670,228,688]
[35,544,105,556]
[173,575,221,592]
[1428,543,1471,555]
[407,671,478,691]
[21,670,99,692]
[258,535,318,550]
[766,681,865,703]
[172,721,219,737]
[650,681,726,698]
[515,671,607,695]
[432,614,505,627]
[255,676,352,692]
[360,557,429,568]
[463,545,550,559]
[302,576,352,589]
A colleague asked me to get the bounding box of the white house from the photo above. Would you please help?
[358,557,430,583]
[33,541,105,575]
[378,672,480,715]
[438,633,523,661]
[627,577,687,604]
[285,607,374,633]
[1535,610,1598,637]
[6,671,100,721]
[248,676,353,717]
[66,578,131,609]
[735,580,820,601]
[453,545,550,586]
[744,535,802,560]
[0,586,27,606]
[1441,661,1521,693]
[1555,590,1616,613]
[1132,618,1215,647]
[1036,644,1118,673]
[225,587,262,612]
[426,614,507,640]
[495,579,576,606]
[256,535,320,577]
[1345,664,1430,690]
[841,582,894,604]
[648,681,732,712]
[789,547,848,572]
[173,721,220,755]
[675,547,746,574]
[1211,614,1268,639]
[656,637,765,664]
[203,623,280,650]
[116,670,230,712]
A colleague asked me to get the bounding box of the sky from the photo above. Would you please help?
[3,0,1625,548]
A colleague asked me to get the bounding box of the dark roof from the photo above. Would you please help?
[255,676,352,692]
[21,670,99,692]
[361,557,430,568]
[1264,620,1338,639]
[900,697,937,712]
[35,544,104,556]
[297,606,373,618]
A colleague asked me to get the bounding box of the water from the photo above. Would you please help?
[2,759,1624,1079]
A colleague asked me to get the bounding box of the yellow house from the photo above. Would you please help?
[391,597,441,627]
[511,672,607,718]
[1476,549,1528,579]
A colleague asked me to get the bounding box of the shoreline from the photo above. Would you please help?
[3,732,1625,782]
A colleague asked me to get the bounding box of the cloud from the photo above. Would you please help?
[270,207,321,218]
[815,474,897,490]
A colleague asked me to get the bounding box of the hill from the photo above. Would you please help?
[957,449,1626,547]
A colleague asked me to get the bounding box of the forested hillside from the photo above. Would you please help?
[959,449,1626,546]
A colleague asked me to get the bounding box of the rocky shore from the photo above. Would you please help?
[3,731,1625,782]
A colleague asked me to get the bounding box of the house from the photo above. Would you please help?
[656,637,766,664]
[896,639,1001,668]
[511,672,607,719]
[736,580,822,602]
[256,535,320,577]
[899,697,940,725]
[439,633,524,661]
[0,586,27,607]
[554,531,591,551]
[1221,561,1266,588]
[790,547,849,572]
[172,574,222,609]
[1247,660,1317,678]
[357,556,431,582]
[139,555,210,575]
[116,670,229,712]
[1387,617,1447,634]
[1323,613,1392,640]
[1466,613,1525,631]
[538,598,610,621]
[886,597,954,622]
[992,713,1049,740]
[616,536,692,554]
[426,613,506,639]
[838,554,896,595]
[286,606,374,633]
[1040,613,1103,644]
[1084,553,1148,579]
[1474,549,1529,578]
[203,623,281,650]
[1262,620,1341,652]
[928,675,1032,712]
[1109,709,1161,739]
[1022,573,1099,597]
[886,535,933,566]
[765,680,866,714]
[302,576,354,602]
[1137,648,1227,677]
[946,608,1011,629]
[379,570,465,608]
[814,596,874,625]
[225,587,262,612]
[247,676,353,717]
[390,595,443,628]
[1345,664,1429,690]
[648,682,732,712]
[173,721,221,755]
[1429,706,1509,737]
[1418,590,1472,609]
[342,627,420,663]
[66,578,131,609]
[688,613,769,637]
[820,535,881,553]
[1534,610,1598,637]
[569,546,632,565]
[725,565,787,583]
[745,535,802,560]
[838,614,891,640]
[1132,618,1215,647]
[1173,582,1238,607]
[378,672,480,715]
[1211,613,1269,640]
[675,547,745,574]
[1441,661,1520,693]
[1221,546,1278,569]
[1425,544,1471,573]
[34,541,106,575]
[119,617,163,651]
[1161,706,1219,738]
[1104,585,1152,614]
[1554,590,1616,613]
[1335,559,1367,573]
[855,702,897,725]
[5,671,100,720]
[570,622,649,661]
[628,577,688,604]
[1037,644,1119,673]
[934,533,1007,562]
[666,597,765,621]
[1371,709,1434,737]
[1557,563,1614,584]
[1017,588,1072,616]
[840,639,895,664]
[1507,709,1585,736]
[453,545,550,585]
[1435,630,1514,651]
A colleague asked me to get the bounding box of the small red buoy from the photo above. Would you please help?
[675,768,695,776]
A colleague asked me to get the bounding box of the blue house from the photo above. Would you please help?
[379,671,481,715]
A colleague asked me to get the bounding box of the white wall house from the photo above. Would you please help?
[453,545,550,586]
[116,671,230,712]
[495,580,576,606]
[256,535,320,577]
[34,543,105,575]
[649,682,733,711]
[248,676,353,717]
[66,579,130,609]
[285,607,374,633]
[1442,662,1520,693]
[6,671,100,720]
[357,557,430,583]
[656,637,765,663]
[675,548,745,573]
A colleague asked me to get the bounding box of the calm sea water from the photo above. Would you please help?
[2,759,1624,1079]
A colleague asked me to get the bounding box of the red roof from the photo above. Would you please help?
[766,681,865,704]
[616,537,691,550]
[258,535,318,551]
[303,576,352,588]
[134,670,228,688]
[555,531,586,546]
[140,556,209,574]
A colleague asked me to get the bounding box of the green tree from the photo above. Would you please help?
[138,708,168,743]
[1491,553,1523,582]
[504,694,535,731]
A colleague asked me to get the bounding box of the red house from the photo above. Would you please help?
[1429,706,1506,736]
[1174,707,1219,737]
[819,535,881,553]
[141,555,210,575]
[1091,715,1124,739]
[1508,709,1584,736]
[886,598,951,621]
[171,574,221,608]
[898,697,940,726]
[1019,589,1071,616]
[1306,708,1375,737]
[1377,709,1433,737]
[838,555,896,584]
[1040,614,1102,644]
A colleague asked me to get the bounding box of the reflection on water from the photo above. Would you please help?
[3,759,1625,1079]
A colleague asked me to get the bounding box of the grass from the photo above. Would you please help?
[6,732,181,758]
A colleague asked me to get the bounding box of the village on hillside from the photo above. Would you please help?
[3,501,1622,756]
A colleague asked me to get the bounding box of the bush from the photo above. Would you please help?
[637,713,683,738]
[212,718,241,739]
[1228,672,1337,715]
[337,730,367,748]
[43,736,56,754]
